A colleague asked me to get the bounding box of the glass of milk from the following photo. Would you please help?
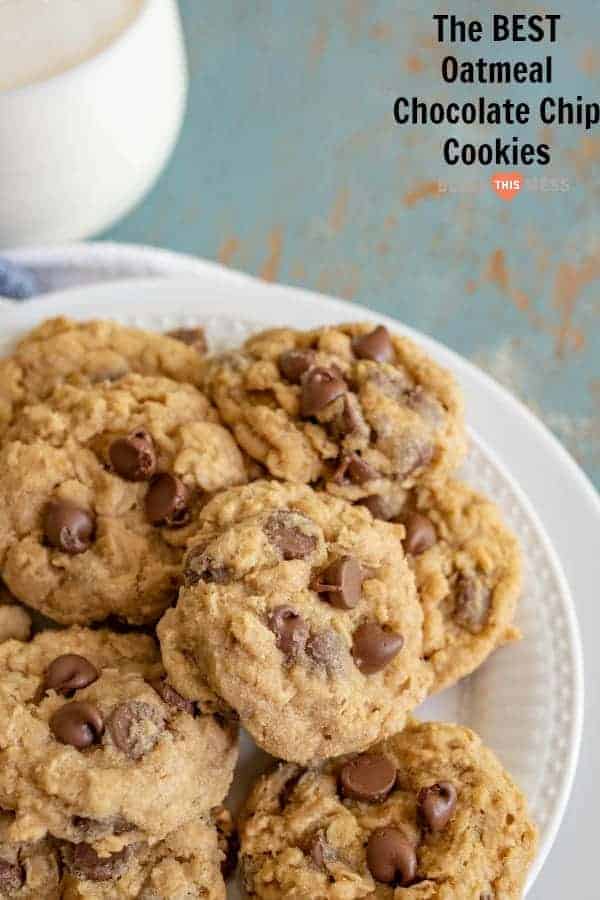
[0,0,187,247]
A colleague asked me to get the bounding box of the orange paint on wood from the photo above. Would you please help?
[260,227,284,283]
[218,236,240,266]
[553,254,600,357]
[403,180,440,208]
[329,188,349,234]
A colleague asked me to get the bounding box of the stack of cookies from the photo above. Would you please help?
[0,316,537,898]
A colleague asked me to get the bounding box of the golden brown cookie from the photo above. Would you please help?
[158,480,431,763]
[0,374,246,625]
[0,317,207,439]
[200,323,466,494]
[240,720,537,899]
[396,479,522,693]
[0,629,238,853]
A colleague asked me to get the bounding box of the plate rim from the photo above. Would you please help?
[0,269,586,892]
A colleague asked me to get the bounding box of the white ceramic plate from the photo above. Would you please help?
[0,277,584,898]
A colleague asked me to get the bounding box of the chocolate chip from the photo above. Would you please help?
[167,327,207,354]
[418,782,458,832]
[150,677,195,715]
[356,495,392,521]
[109,429,157,482]
[300,367,347,417]
[264,511,317,560]
[403,513,437,556]
[184,547,232,587]
[278,349,316,383]
[268,606,309,661]
[63,842,131,882]
[353,326,394,363]
[352,623,403,674]
[305,630,345,674]
[145,474,190,527]
[305,831,335,869]
[43,501,95,555]
[333,454,378,485]
[339,394,368,436]
[277,767,304,810]
[312,557,362,609]
[107,701,165,760]
[0,859,24,894]
[454,576,491,634]
[339,753,396,802]
[50,701,104,749]
[42,654,99,697]
[366,828,416,885]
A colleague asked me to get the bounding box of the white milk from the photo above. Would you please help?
[0,0,144,91]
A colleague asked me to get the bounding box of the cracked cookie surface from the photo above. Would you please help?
[200,323,466,495]
[0,374,246,624]
[158,480,431,764]
[395,479,522,693]
[0,628,238,852]
[240,719,537,899]
[0,317,207,440]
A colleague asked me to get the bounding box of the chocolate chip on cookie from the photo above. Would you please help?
[43,501,95,555]
[352,326,394,363]
[453,576,491,634]
[109,429,157,482]
[366,827,417,885]
[418,782,458,832]
[151,677,195,716]
[0,859,25,893]
[339,753,397,802]
[50,701,104,749]
[145,473,190,527]
[264,511,317,560]
[167,327,207,355]
[184,548,232,587]
[352,623,403,674]
[62,842,132,882]
[107,701,165,759]
[278,349,316,383]
[268,606,309,661]
[403,512,437,556]
[356,494,393,521]
[333,453,378,485]
[312,557,363,609]
[300,367,347,417]
[42,654,99,697]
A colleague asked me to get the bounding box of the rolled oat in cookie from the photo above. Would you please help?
[239,719,537,899]
[0,373,246,625]
[0,628,238,852]
[158,480,431,764]
[200,323,466,493]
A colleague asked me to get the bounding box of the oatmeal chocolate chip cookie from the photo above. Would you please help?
[58,818,226,899]
[158,480,431,764]
[396,479,522,693]
[0,317,207,439]
[200,323,466,493]
[240,719,537,899]
[0,628,238,852]
[0,374,246,625]
[0,808,61,898]
[0,583,31,644]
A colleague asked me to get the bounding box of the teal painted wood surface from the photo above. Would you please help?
[102,1,600,488]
